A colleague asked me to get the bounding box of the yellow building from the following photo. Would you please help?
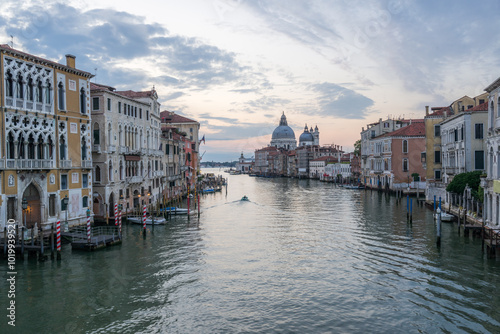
[449,93,488,114]
[1,45,93,230]
[424,106,453,183]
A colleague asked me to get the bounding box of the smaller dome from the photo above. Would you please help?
[299,131,314,143]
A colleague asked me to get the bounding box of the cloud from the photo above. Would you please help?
[310,82,374,119]
[0,1,263,92]
[245,95,291,111]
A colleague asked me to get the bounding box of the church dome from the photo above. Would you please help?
[299,131,314,143]
[299,124,314,144]
[271,113,295,140]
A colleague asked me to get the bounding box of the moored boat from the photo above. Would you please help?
[161,207,189,215]
[126,216,167,225]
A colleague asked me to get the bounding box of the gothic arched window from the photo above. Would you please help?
[5,71,13,97]
[36,79,43,103]
[16,73,23,99]
[27,76,34,101]
[59,135,66,160]
[80,87,86,114]
[58,81,65,110]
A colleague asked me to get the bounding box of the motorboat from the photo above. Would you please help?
[440,212,456,222]
[241,195,249,201]
[202,188,215,193]
[161,207,189,215]
[126,216,167,225]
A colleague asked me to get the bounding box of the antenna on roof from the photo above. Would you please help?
[10,35,14,48]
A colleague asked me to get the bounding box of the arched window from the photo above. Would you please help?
[59,135,66,160]
[119,160,123,180]
[7,132,14,159]
[80,87,86,114]
[95,165,101,183]
[498,97,500,118]
[47,136,54,158]
[18,133,25,159]
[27,76,34,101]
[45,80,51,104]
[58,81,65,110]
[81,137,87,160]
[108,124,112,147]
[402,140,408,153]
[118,125,122,146]
[109,161,113,182]
[36,80,43,103]
[27,134,35,159]
[37,135,44,159]
[15,73,23,99]
[93,122,100,145]
[5,71,13,97]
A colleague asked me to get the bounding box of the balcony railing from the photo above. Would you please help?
[119,146,129,154]
[126,176,143,183]
[60,159,72,169]
[6,159,54,169]
[107,145,116,153]
[92,144,101,153]
[154,170,164,177]
[82,160,93,169]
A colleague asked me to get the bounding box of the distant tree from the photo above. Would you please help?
[446,171,482,202]
[354,139,361,156]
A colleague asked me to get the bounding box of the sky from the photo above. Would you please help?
[1,0,500,162]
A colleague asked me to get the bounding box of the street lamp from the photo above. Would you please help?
[63,194,69,232]
[22,197,28,228]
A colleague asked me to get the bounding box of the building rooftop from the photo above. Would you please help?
[160,110,198,124]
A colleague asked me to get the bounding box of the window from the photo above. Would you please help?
[166,144,170,155]
[93,123,100,145]
[461,125,464,140]
[5,71,13,97]
[118,101,122,113]
[475,150,485,170]
[59,136,66,160]
[27,76,34,101]
[454,129,458,142]
[58,81,65,110]
[402,140,408,153]
[434,125,440,137]
[36,80,43,103]
[479,99,485,104]
[139,108,142,119]
[107,98,111,111]
[126,188,130,198]
[475,123,484,139]
[434,150,441,163]
[402,158,408,172]
[49,194,56,217]
[16,73,23,99]
[61,174,68,190]
[135,107,137,117]
[82,196,88,208]
[80,88,86,113]
[45,81,51,104]
[434,170,441,180]
[95,165,101,183]
[82,173,88,188]
[93,97,100,110]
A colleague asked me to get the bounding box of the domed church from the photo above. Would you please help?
[270,112,297,150]
[299,124,319,146]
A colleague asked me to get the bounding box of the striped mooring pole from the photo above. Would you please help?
[118,209,122,238]
[142,204,147,236]
[114,203,118,226]
[87,209,91,243]
[56,220,61,260]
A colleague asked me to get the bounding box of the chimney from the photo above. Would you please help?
[425,106,429,116]
[65,54,76,68]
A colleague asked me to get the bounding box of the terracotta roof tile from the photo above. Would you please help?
[90,82,116,92]
[115,90,155,98]
[378,120,425,138]
[467,102,488,111]
[160,110,197,123]
[427,106,453,117]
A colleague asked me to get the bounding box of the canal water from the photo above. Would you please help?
[2,169,500,333]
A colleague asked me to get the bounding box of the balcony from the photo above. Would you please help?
[92,144,101,153]
[107,145,116,153]
[167,174,180,181]
[119,146,129,154]
[154,170,164,177]
[60,159,72,169]
[6,159,54,169]
[126,176,143,184]
[445,167,458,175]
[81,160,93,169]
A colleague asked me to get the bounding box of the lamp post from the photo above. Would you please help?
[22,197,28,228]
[63,195,69,232]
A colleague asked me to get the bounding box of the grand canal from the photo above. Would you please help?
[2,169,500,333]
